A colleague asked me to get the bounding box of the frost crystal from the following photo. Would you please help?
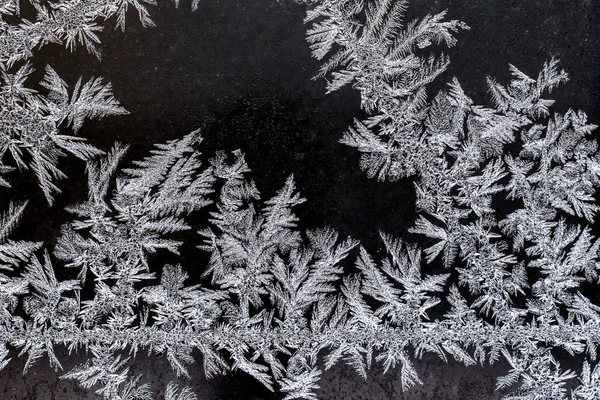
[1,0,599,399]
[306,0,600,398]
[0,63,126,204]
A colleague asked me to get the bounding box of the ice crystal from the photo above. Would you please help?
[0,62,126,204]
[306,0,600,398]
[0,0,599,399]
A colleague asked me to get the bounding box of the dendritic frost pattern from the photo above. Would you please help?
[0,0,198,204]
[305,0,600,398]
[1,0,600,399]
[0,62,126,204]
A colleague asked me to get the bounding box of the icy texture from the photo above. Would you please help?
[0,0,599,399]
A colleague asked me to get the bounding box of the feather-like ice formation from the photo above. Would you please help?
[1,0,599,399]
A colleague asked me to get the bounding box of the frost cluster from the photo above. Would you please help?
[1,0,599,399]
